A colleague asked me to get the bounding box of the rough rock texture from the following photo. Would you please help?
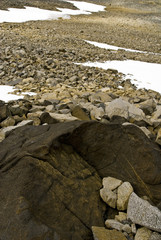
[0,121,161,239]
[127,193,161,232]
[117,182,133,210]
[102,177,122,190]
[100,187,117,208]
[0,121,106,240]
[135,227,152,240]
[63,121,161,204]
[150,232,161,240]
[105,98,145,121]
[105,219,124,231]
[92,226,127,240]
[115,212,127,222]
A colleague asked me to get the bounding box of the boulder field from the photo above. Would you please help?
[0,120,161,239]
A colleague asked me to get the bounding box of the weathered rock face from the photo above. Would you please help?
[0,121,161,240]
[63,121,161,204]
[127,193,161,232]
[0,121,107,240]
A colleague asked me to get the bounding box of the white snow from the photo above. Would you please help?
[0,85,35,102]
[0,1,105,23]
[85,40,161,56]
[65,1,105,12]
[79,60,161,93]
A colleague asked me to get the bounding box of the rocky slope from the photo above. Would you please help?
[0,0,161,239]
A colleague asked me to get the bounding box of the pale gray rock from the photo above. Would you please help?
[100,187,117,208]
[117,182,133,210]
[90,107,104,120]
[17,120,33,127]
[102,177,122,190]
[89,92,112,103]
[135,227,152,240]
[149,232,161,240]
[105,98,145,121]
[127,192,161,232]
[122,224,132,234]
[105,219,124,231]
[50,113,78,122]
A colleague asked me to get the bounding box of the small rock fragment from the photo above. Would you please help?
[135,227,152,240]
[100,188,117,208]
[117,182,133,210]
[105,219,124,231]
[103,177,123,190]
[92,226,127,240]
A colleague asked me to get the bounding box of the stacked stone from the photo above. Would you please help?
[1,93,161,147]
[92,177,161,240]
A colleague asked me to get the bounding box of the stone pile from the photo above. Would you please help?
[92,177,161,240]
[0,88,161,149]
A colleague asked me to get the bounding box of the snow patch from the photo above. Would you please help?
[78,60,161,93]
[0,1,105,23]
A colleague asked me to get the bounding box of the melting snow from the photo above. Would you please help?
[0,85,35,102]
[85,40,161,56]
[79,60,161,93]
[0,1,105,23]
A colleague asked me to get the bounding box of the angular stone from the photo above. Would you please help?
[117,182,133,210]
[50,113,78,122]
[135,227,152,240]
[122,224,132,234]
[115,212,127,222]
[152,106,161,120]
[71,105,90,121]
[92,226,127,240]
[9,104,28,117]
[90,107,104,121]
[89,92,112,103]
[40,112,59,124]
[127,193,161,232]
[0,117,15,128]
[138,99,156,115]
[103,177,122,190]
[17,120,33,127]
[100,187,117,208]
[149,232,161,240]
[105,219,124,231]
[105,98,145,121]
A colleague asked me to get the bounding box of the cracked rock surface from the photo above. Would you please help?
[0,121,161,239]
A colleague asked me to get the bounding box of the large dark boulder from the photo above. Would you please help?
[0,121,161,240]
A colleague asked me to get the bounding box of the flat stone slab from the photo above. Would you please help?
[92,226,127,240]
[127,192,161,232]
